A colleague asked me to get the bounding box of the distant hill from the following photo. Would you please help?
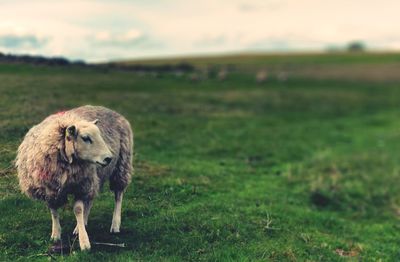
[114,51,400,68]
[3,51,400,82]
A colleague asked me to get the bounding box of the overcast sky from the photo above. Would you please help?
[0,0,399,62]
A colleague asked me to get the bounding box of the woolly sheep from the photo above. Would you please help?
[217,68,228,81]
[15,105,133,251]
[256,69,268,83]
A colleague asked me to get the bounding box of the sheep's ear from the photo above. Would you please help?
[92,119,99,125]
[60,144,74,164]
[66,125,77,139]
[64,140,75,164]
[64,126,76,164]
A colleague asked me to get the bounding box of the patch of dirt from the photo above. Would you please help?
[135,160,171,177]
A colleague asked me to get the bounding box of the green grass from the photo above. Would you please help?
[2,55,400,261]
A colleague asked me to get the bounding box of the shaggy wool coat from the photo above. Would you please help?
[15,105,133,209]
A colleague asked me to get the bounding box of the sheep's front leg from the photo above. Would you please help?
[110,191,123,233]
[73,200,93,235]
[50,208,61,241]
[73,200,91,250]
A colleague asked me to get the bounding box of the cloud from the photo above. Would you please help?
[93,29,142,45]
[90,29,162,49]
[0,23,49,51]
[238,0,285,12]
[1,0,400,61]
[0,34,48,48]
[246,34,324,51]
[194,34,226,47]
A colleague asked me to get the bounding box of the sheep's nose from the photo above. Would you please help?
[104,157,112,165]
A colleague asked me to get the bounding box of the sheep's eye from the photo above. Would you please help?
[81,136,92,144]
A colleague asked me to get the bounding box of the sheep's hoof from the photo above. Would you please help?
[110,226,120,233]
[79,236,91,250]
[110,219,121,233]
[80,241,91,251]
[50,236,61,241]
[50,234,61,241]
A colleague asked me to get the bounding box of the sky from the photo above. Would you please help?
[0,0,399,62]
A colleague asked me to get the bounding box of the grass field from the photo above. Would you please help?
[2,52,400,261]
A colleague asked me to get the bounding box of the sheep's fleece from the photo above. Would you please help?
[15,105,133,250]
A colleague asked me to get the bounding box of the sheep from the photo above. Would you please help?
[217,68,228,81]
[256,69,268,83]
[15,105,133,251]
[277,71,288,82]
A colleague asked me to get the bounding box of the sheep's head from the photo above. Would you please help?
[62,119,113,166]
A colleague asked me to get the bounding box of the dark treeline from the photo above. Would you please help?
[0,52,84,66]
[0,52,195,73]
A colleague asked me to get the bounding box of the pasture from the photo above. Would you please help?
[1,52,400,261]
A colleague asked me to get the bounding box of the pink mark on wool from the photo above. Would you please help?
[55,111,66,116]
[38,169,51,181]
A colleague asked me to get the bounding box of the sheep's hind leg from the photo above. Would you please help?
[50,208,61,241]
[73,200,91,250]
[73,199,93,235]
[110,191,123,233]
[84,200,93,225]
